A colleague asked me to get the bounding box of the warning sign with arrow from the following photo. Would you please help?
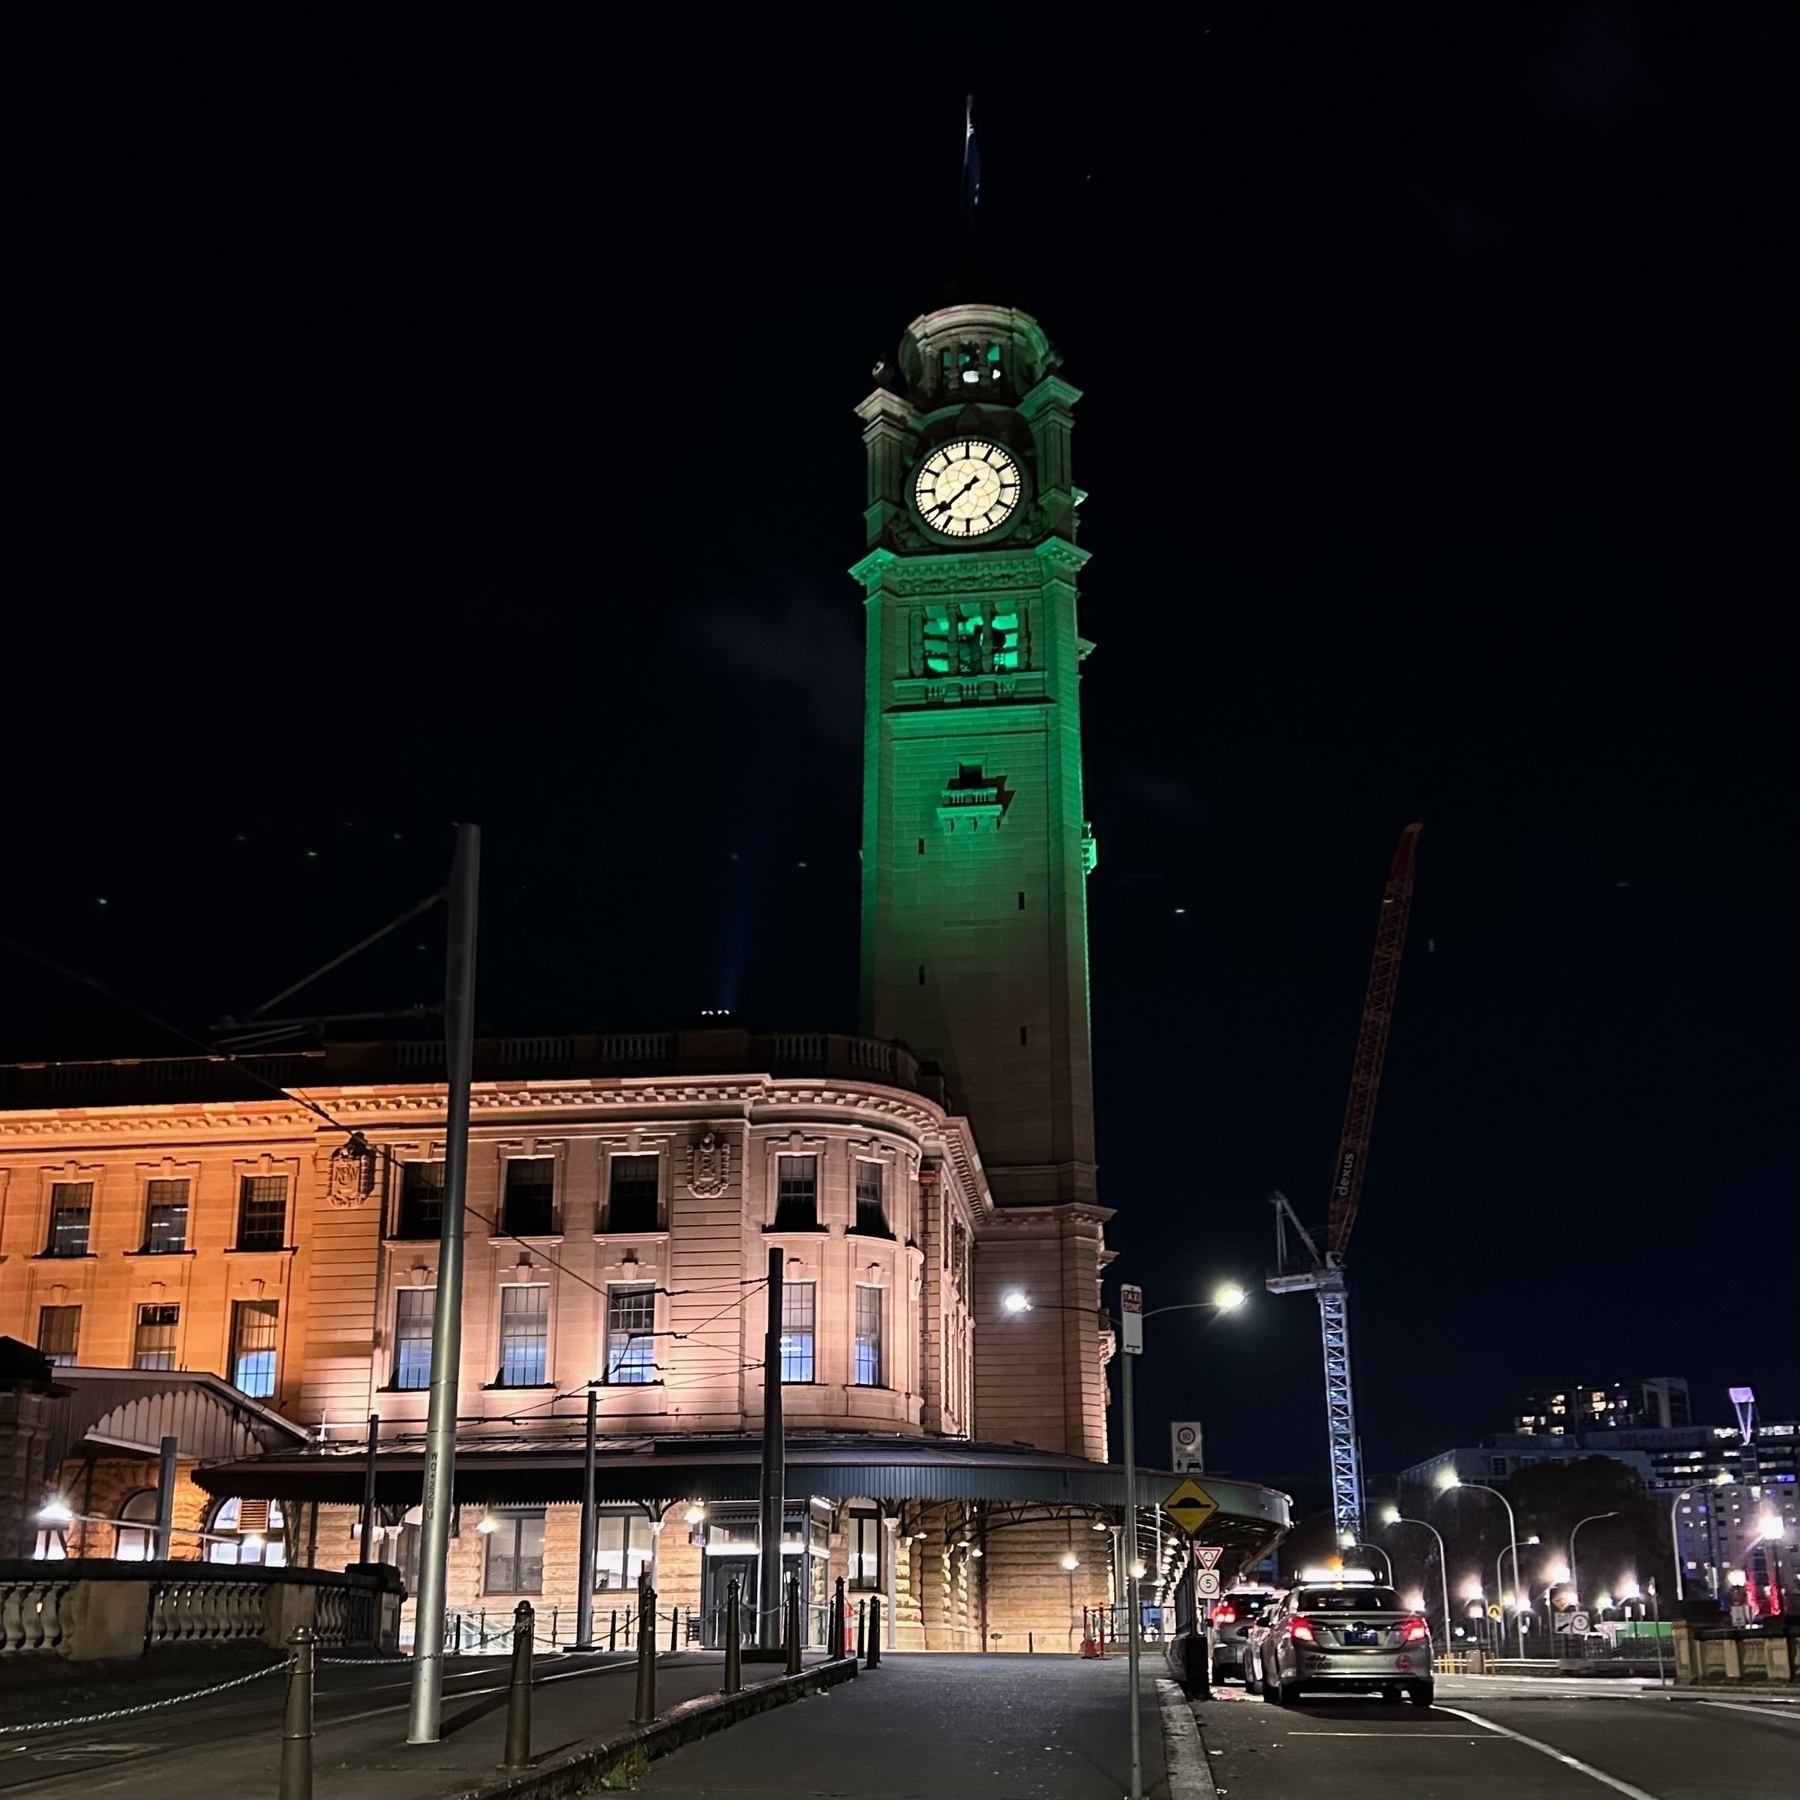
[1162,1478,1220,1538]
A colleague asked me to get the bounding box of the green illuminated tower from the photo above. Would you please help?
[854,305,1096,1212]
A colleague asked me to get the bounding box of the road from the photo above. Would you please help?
[1188,1675,1800,1800]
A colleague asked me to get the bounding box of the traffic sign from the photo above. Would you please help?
[1120,1284,1144,1355]
[1486,1603,1504,1620]
[1170,1420,1204,1473]
[1196,1571,1222,1599]
[1162,1478,1220,1537]
[1195,1545,1224,1572]
[1571,1611,1591,1634]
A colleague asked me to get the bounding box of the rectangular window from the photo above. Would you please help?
[397,1161,445,1240]
[502,1158,556,1237]
[37,1304,80,1366]
[773,1155,817,1230]
[854,1285,883,1388]
[853,1161,886,1235]
[848,1508,881,1590]
[232,1299,280,1398]
[45,1182,93,1256]
[780,1281,815,1383]
[606,1155,659,1233]
[484,1508,545,1594]
[593,1513,651,1591]
[606,1284,657,1384]
[134,1302,180,1371]
[143,1178,190,1253]
[498,1285,548,1386]
[236,1175,288,1251]
[394,1288,434,1390]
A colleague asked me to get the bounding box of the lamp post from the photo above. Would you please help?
[1439,1474,1524,1660]
[1340,1537,1392,1582]
[1002,1280,1246,1800]
[1569,1509,1619,1615]
[1380,1508,1451,1663]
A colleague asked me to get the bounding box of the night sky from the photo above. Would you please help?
[10,11,1795,1503]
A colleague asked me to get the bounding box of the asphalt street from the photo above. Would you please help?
[1189,1675,1800,1800]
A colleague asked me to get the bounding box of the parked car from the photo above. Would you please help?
[1254,1580,1435,1706]
[1208,1586,1284,1684]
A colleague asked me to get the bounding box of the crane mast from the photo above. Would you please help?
[1268,823,1421,1544]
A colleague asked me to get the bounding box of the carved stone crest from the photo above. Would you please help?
[687,1131,729,1198]
[328,1134,376,1207]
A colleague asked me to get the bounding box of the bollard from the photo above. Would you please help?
[856,1598,866,1660]
[785,1576,802,1675]
[609,1608,617,1652]
[503,1601,534,1769]
[867,1593,882,1669]
[831,1577,846,1660]
[279,1625,314,1800]
[1029,1630,1035,1654]
[724,1578,742,1694]
[670,1604,679,1655]
[633,1585,657,1723]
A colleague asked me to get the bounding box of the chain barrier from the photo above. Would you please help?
[0,1656,296,1737]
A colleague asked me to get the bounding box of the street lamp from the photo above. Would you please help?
[1380,1505,1452,1661]
[1758,1514,1788,1607]
[1569,1510,1618,1614]
[1002,1279,1246,1800]
[1338,1531,1393,1582]
[1438,1472,1525,1660]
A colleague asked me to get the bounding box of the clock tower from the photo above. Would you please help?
[854,304,1097,1215]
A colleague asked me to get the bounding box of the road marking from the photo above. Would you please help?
[1285,1730,1492,1738]
[1440,1705,1661,1799]
[1698,1700,1800,1723]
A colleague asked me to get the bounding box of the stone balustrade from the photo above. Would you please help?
[1672,1618,1799,1686]
[0,1559,403,1661]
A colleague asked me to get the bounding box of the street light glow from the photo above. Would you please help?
[1758,1515,1786,1542]
[1002,1291,1032,1315]
[1061,1552,1080,1571]
[1379,1505,1401,1525]
[1213,1283,1248,1312]
[1437,1469,1461,1491]
[36,1496,73,1526]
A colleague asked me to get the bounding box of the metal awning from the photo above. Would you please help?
[42,1367,311,1478]
[193,1433,1291,1553]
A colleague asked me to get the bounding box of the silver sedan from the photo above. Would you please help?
[1257,1580,1435,1706]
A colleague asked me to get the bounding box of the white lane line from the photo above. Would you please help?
[1439,1705,1661,1800]
[1155,1680,1218,1799]
[1698,1700,1800,1722]
[1285,1730,1493,1738]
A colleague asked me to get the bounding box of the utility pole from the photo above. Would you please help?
[757,1248,784,1648]
[576,1386,598,1650]
[407,823,479,1743]
[1120,1284,1143,1800]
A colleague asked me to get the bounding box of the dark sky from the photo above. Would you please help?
[10,9,1796,1499]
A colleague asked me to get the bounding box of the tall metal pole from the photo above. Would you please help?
[1122,1336,1142,1800]
[153,1434,178,1561]
[358,1412,380,1566]
[407,823,479,1743]
[576,1387,598,1650]
[757,1247,784,1648]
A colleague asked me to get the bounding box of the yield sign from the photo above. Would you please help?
[1194,1545,1223,1572]
[1162,1477,1220,1538]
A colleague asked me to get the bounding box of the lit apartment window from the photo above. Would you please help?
[774,1156,817,1230]
[45,1182,93,1256]
[143,1179,190,1253]
[134,1303,180,1371]
[606,1155,659,1233]
[484,1508,545,1594]
[848,1508,881,1589]
[236,1176,288,1251]
[780,1282,815,1383]
[232,1299,280,1398]
[593,1514,651,1591]
[606,1284,657,1384]
[498,1286,548,1386]
[37,1304,80,1366]
[503,1158,556,1236]
[394,1288,434,1390]
[853,1162,886,1235]
[854,1285,883,1387]
[397,1161,445,1239]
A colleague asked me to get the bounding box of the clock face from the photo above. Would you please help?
[913,440,1023,538]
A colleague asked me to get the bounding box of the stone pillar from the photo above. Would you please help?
[0,1343,66,1561]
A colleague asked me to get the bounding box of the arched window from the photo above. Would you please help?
[207,1496,287,1566]
[114,1489,160,1560]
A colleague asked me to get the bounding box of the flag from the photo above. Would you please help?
[962,95,982,216]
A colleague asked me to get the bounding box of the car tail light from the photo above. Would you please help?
[1288,1617,1316,1642]
[1402,1617,1430,1642]
[1212,1603,1237,1625]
